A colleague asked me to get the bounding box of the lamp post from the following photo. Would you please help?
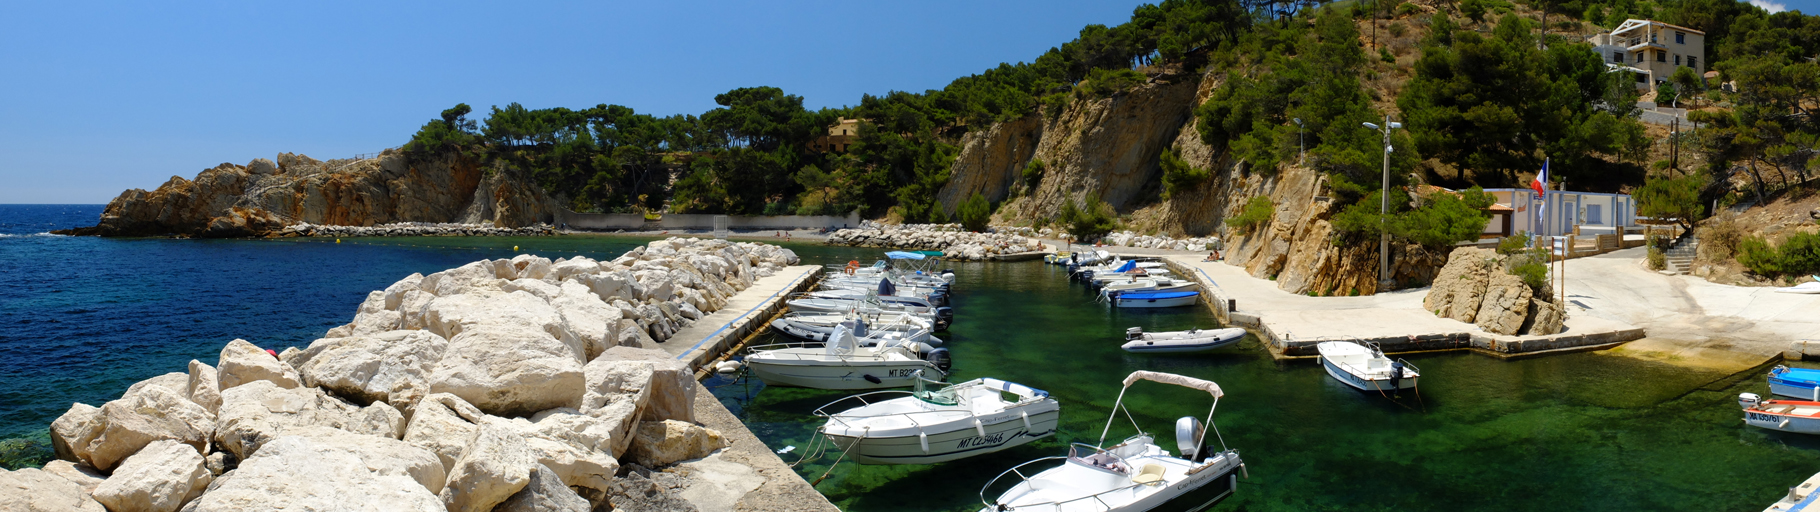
[1362,115,1402,290]
[1293,118,1304,165]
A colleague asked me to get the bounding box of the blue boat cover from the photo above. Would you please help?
[1119,291,1199,300]
[1114,260,1137,273]
[877,278,896,297]
[884,251,926,260]
[1775,367,1820,385]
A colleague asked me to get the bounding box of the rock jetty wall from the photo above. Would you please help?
[10,238,800,511]
[825,222,1047,260]
[277,222,556,238]
[1423,247,1565,336]
[57,150,561,238]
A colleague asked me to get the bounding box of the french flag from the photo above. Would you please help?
[1531,159,1548,198]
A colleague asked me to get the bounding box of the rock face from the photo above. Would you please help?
[39,239,794,511]
[0,467,107,511]
[936,113,1045,214]
[90,439,211,512]
[55,150,560,238]
[1422,247,1565,336]
[993,78,1201,221]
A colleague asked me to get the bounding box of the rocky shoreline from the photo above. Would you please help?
[276,222,557,238]
[824,222,1047,260]
[3,238,799,511]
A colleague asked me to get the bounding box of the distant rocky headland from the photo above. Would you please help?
[55,150,559,238]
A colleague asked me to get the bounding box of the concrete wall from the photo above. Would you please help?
[556,210,861,231]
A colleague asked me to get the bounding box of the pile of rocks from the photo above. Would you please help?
[5,238,799,512]
[1097,231,1219,252]
[1422,247,1565,336]
[276,222,557,238]
[825,223,1046,261]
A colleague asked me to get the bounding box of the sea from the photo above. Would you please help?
[2,204,1815,511]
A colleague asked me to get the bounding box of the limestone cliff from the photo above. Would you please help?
[58,150,559,237]
[936,67,1441,295]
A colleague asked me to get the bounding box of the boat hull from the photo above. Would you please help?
[983,449,1242,512]
[1121,330,1246,354]
[746,358,939,390]
[1746,404,1820,434]
[827,409,1060,465]
[1320,356,1417,392]
[1113,295,1199,308]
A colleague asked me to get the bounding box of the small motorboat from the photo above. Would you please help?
[1768,366,1820,400]
[745,322,951,390]
[1121,327,1247,354]
[1112,291,1200,308]
[1099,277,1197,299]
[770,315,942,346]
[1317,341,1419,393]
[1775,282,1820,294]
[979,371,1244,512]
[786,294,953,322]
[1740,393,1820,434]
[814,372,1060,465]
[1044,252,1072,265]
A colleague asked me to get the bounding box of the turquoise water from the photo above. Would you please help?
[709,259,1819,512]
[5,205,1816,511]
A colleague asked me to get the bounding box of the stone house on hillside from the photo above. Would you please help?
[1589,19,1705,91]
[809,118,860,153]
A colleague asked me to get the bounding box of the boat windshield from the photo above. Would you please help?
[912,373,958,406]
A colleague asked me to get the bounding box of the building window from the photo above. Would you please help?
[1675,54,1681,65]
[1636,52,1644,63]
[1657,50,1666,62]
[1689,56,1698,70]
[1676,31,1685,44]
[1613,52,1624,63]
[1587,204,1603,225]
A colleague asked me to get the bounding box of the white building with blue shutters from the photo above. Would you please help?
[1479,188,1638,239]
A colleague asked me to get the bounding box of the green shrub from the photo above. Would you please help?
[1392,187,1496,248]
[1159,148,1212,198]
[1388,22,1407,37]
[1395,2,1420,16]
[1023,158,1046,188]
[1380,47,1395,63]
[957,191,992,232]
[1059,192,1119,241]
[1739,233,1820,277]
[1636,175,1706,230]
[1511,255,1550,292]
[1497,231,1532,255]
[1040,93,1070,120]
[1647,245,1667,270]
[1225,196,1275,234]
[1699,216,1743,259]
[1078,68,1147,99]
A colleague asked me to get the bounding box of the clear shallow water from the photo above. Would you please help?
[709,259,1820,512]
[4,205,1816,511]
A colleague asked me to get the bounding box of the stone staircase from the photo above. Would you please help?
[1663,235,1699,275]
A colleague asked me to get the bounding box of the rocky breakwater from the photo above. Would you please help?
[277,222,556,238]
[1422,247,1565,336]
[825,222,1047,260]
[7,238,800,512]
[55,150,561,238]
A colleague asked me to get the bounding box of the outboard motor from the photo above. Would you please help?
[852,317,870,338]
[922,347,953,374]
[1389,361,1406,391]
[934,306,955,323]
[927,292,948,307]
[941,268,956,284]
[1126,327,1145,341]
[1175,416,1205,461]
[932,314,952,332]
[1741,392,1763,409]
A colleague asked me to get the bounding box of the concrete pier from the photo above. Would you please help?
[660,264,821,370]
[1162,255,1646,358]
[651,263,836,511]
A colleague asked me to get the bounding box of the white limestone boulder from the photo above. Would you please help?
[597,347,697,423]
[40,460,106,494]
[579,358,655,458]
[550,280,621,361]
[182,435,443,512]
[214,380,404,460]
[216,339,301,390]
[419,261,499,297]
[123,372,190,398]
[186,360,222,415]
[512,255,553,281]
[382,273,425,309]
[428,324,586,418]
[90,439,210,512]
[350,290,403,335]
[403,393,486,470]
[494,464,590,512]
[626,420,728,468]
[548,256,601,282]
[503,278,563,302]
[293,329,449,410]
[283,426,448,494]
[0,467,106,511]
[439,423,535,512]
[50,386,214,472]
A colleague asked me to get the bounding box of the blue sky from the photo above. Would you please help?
[4,1,1817,204]
[0,1,1148,204]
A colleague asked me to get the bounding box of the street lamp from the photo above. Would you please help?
[1293,118,1304,165]
[1362,116,1403,290]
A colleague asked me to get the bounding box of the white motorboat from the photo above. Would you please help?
[770,316,941,346]
[1099,277,1197,298]
[1120,327,1246,354]
[745,323,950,390]
[1316,341,1419,392]
[980,371,1244,512]
[785,295,953,325]
[1775,282,1820,294]
[1740,393,1820,434]
[1112,291,1200,308]
[814,373,1060,465]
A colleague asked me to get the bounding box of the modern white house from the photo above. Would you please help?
[1589,19,1705,91]
[1480,188,1638,238]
